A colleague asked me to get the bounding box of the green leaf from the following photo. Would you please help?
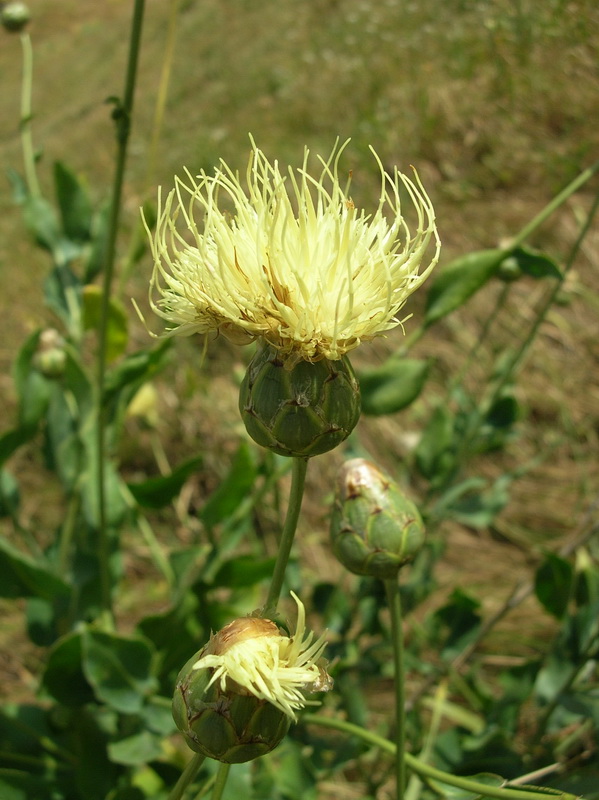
[212,555,276,588]
[12,330,51,431]
[43,263,82,326]
[80,424,129,529]
[427,772,503,800]
[82,630,158,714]
[0,774,54,800]
[108,730,163,766]
[359,358,430,416]
[137,592,203,687]
[432,474,511,528]
[435,588,482,660]
[0,426,38,466]
[510,245,563,280]
[127,455,203,509]
[424,249,505,327]
[0,469,20,519]
[485,394,519,430]
[23,194,61,253]
[84,201,111,282]
[53,161,93,242]
[0,538,69,600]
[415,405,455,482]
[42,631,95,706]
[535,552,574,618]
[82,285,129,362]
[199,442,257,527]
[71,709,119,800]
[103,340,170,406]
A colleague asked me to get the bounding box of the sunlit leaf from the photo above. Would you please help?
[359,358,430,416]
[82,285,128,362]
[424,249,504,327]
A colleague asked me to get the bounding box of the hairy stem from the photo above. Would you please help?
[264,457,308,613]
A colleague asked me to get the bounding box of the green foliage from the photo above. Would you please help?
[359,358,430,416]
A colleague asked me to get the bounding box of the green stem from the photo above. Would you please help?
[19,33,41,198]
[444,183,599,489]
[95,0,145,620]
[449,281,511,399]
[119,0,182,294]
[57,490,80,577]
[509,160,599,251]
[301,714,579,800]
[211,764,231,800]
[167,753,206,800]
[263,457,308,613]
[385,578,406,799]
[490,186,599,404]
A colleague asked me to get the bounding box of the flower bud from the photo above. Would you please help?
[330,458,425,578]
[1,2,31,32]
[497,256,523,283]
[239,342,360,457]
[33,329,67,379]
[172,594,331,763]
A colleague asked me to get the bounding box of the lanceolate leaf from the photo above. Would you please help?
[424,248,505,327]
[127,455,203,509]
[81,630,157,714]
[53,161,93,243]
[0,538,69,601]
[359,358,430,416]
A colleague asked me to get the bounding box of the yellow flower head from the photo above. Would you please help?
[145,139,440,363]
[191,592,332,720]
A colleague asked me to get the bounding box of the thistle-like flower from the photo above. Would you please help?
[145,139,440,365]
[172,593,332,762]
[191,592,331,720]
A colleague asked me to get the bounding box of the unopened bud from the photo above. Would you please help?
[1,2,31,32]
[330,458,425,578]
[33,329,67,378]
[239,342,360,457]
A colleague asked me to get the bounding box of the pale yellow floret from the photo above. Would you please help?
[143,139,440,363]
[191,592,331,720]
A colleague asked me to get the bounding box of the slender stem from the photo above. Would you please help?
[385,578,406,799]
[263,457,309,613]
[448,281,511,399]
[95,0,145,620]
[211,764,231,800]
[119,0,182,294]
[19,33,41,198]
[301,714,579,800]
[167,753,206,800]
[509,159,599,251]
[490,186,599,403]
